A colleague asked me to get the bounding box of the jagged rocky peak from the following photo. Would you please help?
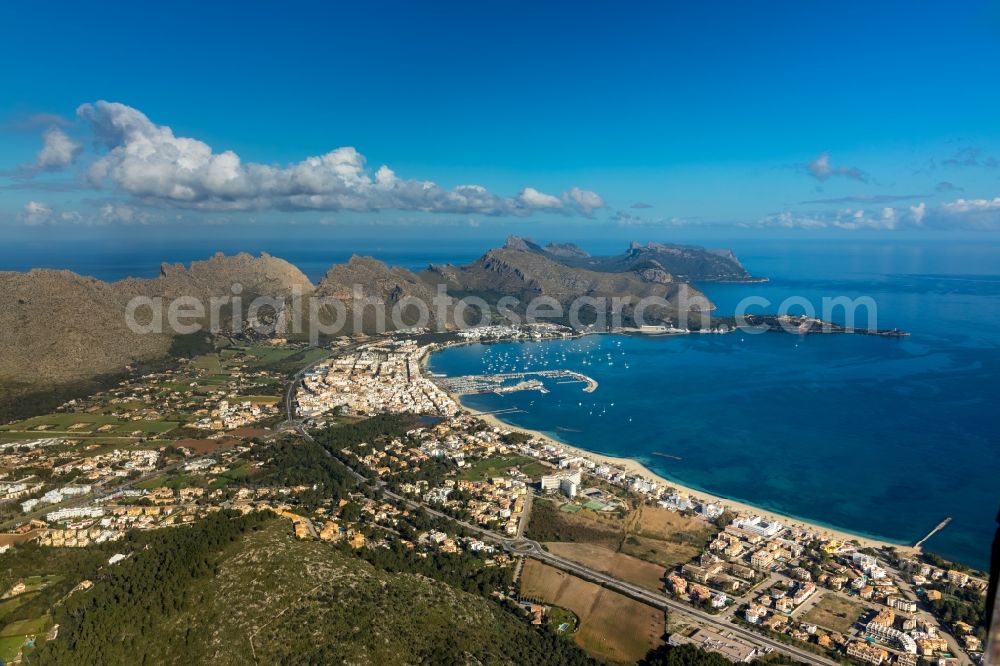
[627,240,676,255]
[502,235,546,253]
[345,254,391,269]
[320,255,431,291]
[158,251,314,293]
[543,242,589,258]
[320,255,393,285]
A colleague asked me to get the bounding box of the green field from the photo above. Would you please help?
[107,420,179,435]
[458,455,548,481]
[1,412,118,432]
[242,395,281,405]
[0,615,49,637]
[20,575,64,593]
[209,463,255,488]
[0,594,37,623]
[192,354,224,374]
[1,413,178,438]
[0,614,49,664]
[234,345,328,370]
[548,606,579,634]
[0,634,29,662]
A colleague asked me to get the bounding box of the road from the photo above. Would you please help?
[283,344,836,666]
[283,348,334,423]
[375,485,836,666]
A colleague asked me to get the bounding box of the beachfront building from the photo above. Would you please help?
[540,469,582,497]
[559,477,578,498]
[658,491,694,511]
[733,515,784,538]
[698,501,725,519]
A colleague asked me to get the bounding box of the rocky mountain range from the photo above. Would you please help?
[0,238,756,415]
[497,237,760,282]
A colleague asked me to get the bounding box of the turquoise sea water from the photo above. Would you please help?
[429,241,1000,571]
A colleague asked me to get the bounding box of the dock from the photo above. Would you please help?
[914,516,952,550]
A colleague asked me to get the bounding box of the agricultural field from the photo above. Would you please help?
[800,593,866,634]
[458,454,548,482]
[526,500,716,572]
[0,343,322,446]
[619,505,717,569]
[191,353,224,375]
[232,345,328,371]
[542,541,665,593]
[173,437,241,455]
[519,559,663,664]
[241,395,281,405]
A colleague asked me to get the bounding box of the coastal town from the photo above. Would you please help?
[0,333,990,665]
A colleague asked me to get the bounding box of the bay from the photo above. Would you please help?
[428,240,1000,571]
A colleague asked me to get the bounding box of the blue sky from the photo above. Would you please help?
[2,0,1000,241]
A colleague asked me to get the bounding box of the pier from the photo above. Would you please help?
[914,516,952,550]
[652,452,683,461]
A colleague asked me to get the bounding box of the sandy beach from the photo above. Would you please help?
[443,385,916,556]
[421,341,918,555]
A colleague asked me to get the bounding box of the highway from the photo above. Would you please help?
[283,344,837,666]
[369,481,836,666]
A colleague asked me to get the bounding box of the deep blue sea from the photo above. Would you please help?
[0,235,490,283]
[427,240,1000,571]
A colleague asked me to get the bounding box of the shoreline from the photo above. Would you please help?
[422,346,917,556]
[475,406,917,554]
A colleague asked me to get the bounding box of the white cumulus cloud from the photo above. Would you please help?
[518,187,563,209]
[35,127,82,170]
[563,187,605,215]
[72,100,601,217]
[19,200,53,225]
[805,152,867,182]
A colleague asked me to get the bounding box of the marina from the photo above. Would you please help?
[434,369,598,396]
